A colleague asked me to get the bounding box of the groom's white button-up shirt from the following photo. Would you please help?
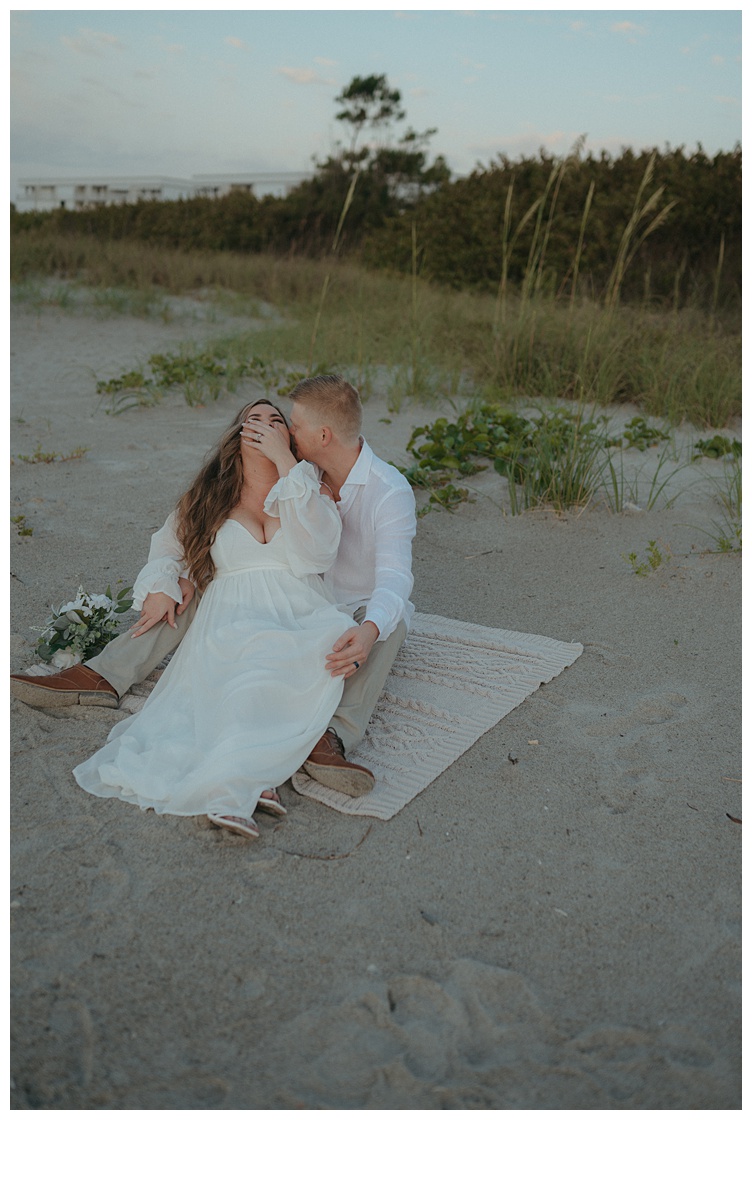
[322,439,416,641]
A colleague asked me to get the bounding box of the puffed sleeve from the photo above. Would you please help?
[264,461,342,576]
[131,511,187,610]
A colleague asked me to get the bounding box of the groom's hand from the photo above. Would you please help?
[130,591,178,637]
[326,621,379,678]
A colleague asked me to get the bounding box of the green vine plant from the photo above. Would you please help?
[692,434,742,461]
[96,349,268,412]
[608,416,671,452]
[621,539,671,576]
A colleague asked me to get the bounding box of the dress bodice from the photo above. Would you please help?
[211,519,291,575]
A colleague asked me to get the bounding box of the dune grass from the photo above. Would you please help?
[10,228,741,428]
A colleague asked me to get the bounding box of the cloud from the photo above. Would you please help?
[714,95,739,105]
[61,28,123,56]
[611,21,646,37]
[711,54,725,66]
[410,87,429,98]
[570,21,587,32]
[278,66,334,86]
[314,57,337,66]
[225,37,248,51]
[611,21,647,44]
[460,56,486,71]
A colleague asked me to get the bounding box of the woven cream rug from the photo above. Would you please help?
[25,613,582,821]
[291,612,583,820]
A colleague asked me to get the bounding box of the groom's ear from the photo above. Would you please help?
[320,426,334,447]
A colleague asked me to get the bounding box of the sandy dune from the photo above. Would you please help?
[10,298,741,1109]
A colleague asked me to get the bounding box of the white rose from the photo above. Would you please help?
[51,649,83,669]
[88,593,114,610]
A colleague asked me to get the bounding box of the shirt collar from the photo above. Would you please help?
[341,438,373,490]
[333,438,372,515]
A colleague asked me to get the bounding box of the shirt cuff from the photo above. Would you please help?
[364,605,391,641]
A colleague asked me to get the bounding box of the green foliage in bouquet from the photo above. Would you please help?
[35,586,133,666]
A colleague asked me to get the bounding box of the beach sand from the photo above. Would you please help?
[9,297,741,1110]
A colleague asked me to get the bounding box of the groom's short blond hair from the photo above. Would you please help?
[289,375,362,444]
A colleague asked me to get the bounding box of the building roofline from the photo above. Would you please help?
[19,173,313,186]
[18,176,195,187]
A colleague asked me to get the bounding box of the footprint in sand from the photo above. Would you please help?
[83,852,132,914]
[13,993,96,1106]
[584,692,688,739]
[267,957,732,1108]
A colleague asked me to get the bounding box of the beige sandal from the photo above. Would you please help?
[256,789,287,817]
[209,813,260,839]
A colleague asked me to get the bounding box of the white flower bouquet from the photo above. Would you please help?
[35,586,133,667]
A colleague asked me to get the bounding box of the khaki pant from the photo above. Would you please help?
[89,600,406,756]
[330,607,407,756]
[87,600,197,695]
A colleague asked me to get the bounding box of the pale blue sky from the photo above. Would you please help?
[9,5,742,197]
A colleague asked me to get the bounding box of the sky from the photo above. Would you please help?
[9,4,742,200]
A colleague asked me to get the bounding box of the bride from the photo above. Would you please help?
[74,399,356,839]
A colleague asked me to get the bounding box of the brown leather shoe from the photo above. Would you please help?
[10,664,119,709]
[302,727,375,797]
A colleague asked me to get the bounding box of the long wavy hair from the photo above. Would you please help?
[175,399,289,593]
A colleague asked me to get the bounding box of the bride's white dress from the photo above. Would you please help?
[73,462,355,820]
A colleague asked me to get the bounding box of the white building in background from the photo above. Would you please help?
[192,172,312,199]
[15,171,313,212]
[16,177,195,211]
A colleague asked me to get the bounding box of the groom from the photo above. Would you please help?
[11,375,417,798]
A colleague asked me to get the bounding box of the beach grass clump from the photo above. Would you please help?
[10,230,334,311]
[493,407,609,514]
[11,228,741,426]
[400,401,724,517]
[402,403,614,514]
[689,457,742,553]
[600,443,689,513]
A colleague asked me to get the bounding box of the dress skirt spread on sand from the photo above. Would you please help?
[73,462,356,821]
